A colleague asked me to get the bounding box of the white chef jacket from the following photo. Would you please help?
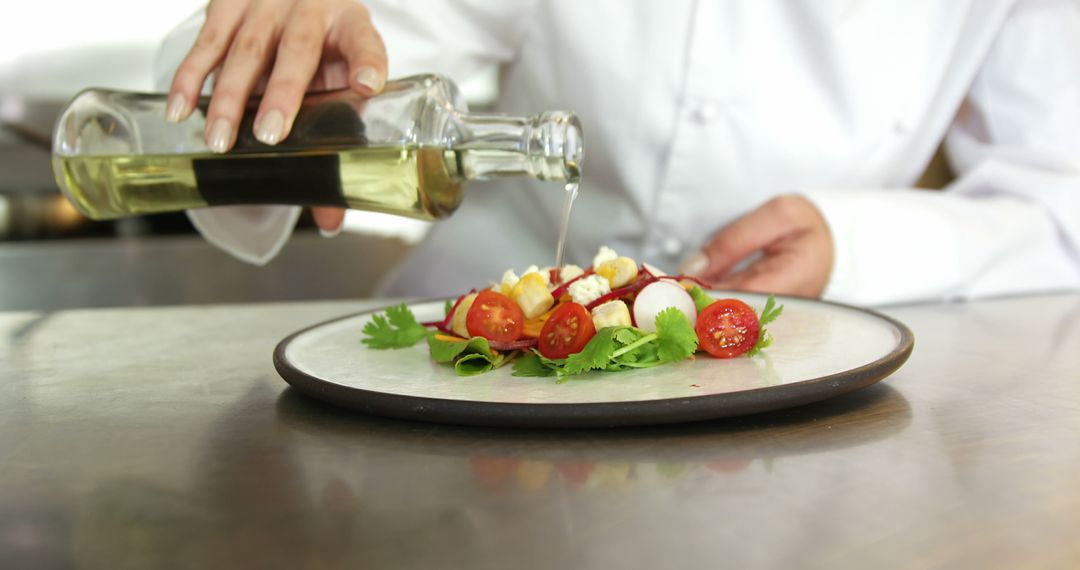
[156,0,1080,306]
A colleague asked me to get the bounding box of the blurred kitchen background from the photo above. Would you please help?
[0,1,497,311]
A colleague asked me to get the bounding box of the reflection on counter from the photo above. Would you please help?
[468,455,757,492]
[0,383,910,569]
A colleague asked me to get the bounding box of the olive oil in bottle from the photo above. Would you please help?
[56,146,464,221]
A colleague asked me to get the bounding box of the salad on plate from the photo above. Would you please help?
[362,246,783,379]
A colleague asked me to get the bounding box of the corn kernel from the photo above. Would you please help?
[451,293,478,338]
[595,256,638,288]
[591,300,632,329]
[511,273,555,318]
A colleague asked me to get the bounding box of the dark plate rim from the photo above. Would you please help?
[273,293,914,428]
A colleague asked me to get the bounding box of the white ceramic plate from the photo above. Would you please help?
[274,292,913,428]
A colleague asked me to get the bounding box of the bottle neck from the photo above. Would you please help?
[452,111,582,183]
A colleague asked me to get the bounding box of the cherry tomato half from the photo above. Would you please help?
[538,302,596,359]
[466,290,525,343]
[695,299,760,358]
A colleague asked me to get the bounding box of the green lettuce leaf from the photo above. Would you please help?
[427,334,509,377]
[512,352,557,377]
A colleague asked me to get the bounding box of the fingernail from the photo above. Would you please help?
[166,93,188,123]
[319,224,342,239]
[679,252,709,276]
[355,67,383,92]
[254,110,285,145]
[207,119,233,154]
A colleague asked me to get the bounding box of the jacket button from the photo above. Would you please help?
[693,101,720,123]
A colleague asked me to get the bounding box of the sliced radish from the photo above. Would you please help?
[640,262,666,279]
[632,281,697,333]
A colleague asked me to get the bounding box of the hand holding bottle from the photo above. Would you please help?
[165,0,387,232]
[167,0,387,151]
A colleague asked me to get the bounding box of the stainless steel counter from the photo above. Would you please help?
[0,232,411,311]
[2,292,1079,569]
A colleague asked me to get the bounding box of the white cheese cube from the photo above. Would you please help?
[497,269,519,296]
[559,264,585,283]
[568,274,611,306]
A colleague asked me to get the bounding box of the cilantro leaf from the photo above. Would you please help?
[759,294,784,326]
[654,308,698,363]
[748,295,784,357]
[747,333,774,357]
[361,304,430,349]
[611,342,659,368]
[688,286,714,313]
[613,328,642,345]
[564,328,619,375]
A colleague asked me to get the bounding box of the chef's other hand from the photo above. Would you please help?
[681,195,834,297]
[167,0,387,235]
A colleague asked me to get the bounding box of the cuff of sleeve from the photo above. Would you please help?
[800,189,960,307]
[187,206,301,266]
[800,190,859,304]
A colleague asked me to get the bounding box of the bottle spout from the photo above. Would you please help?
[453,109,584,183]
[528,111,583,183]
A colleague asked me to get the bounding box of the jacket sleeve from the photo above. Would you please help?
[805,0,1080,306]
